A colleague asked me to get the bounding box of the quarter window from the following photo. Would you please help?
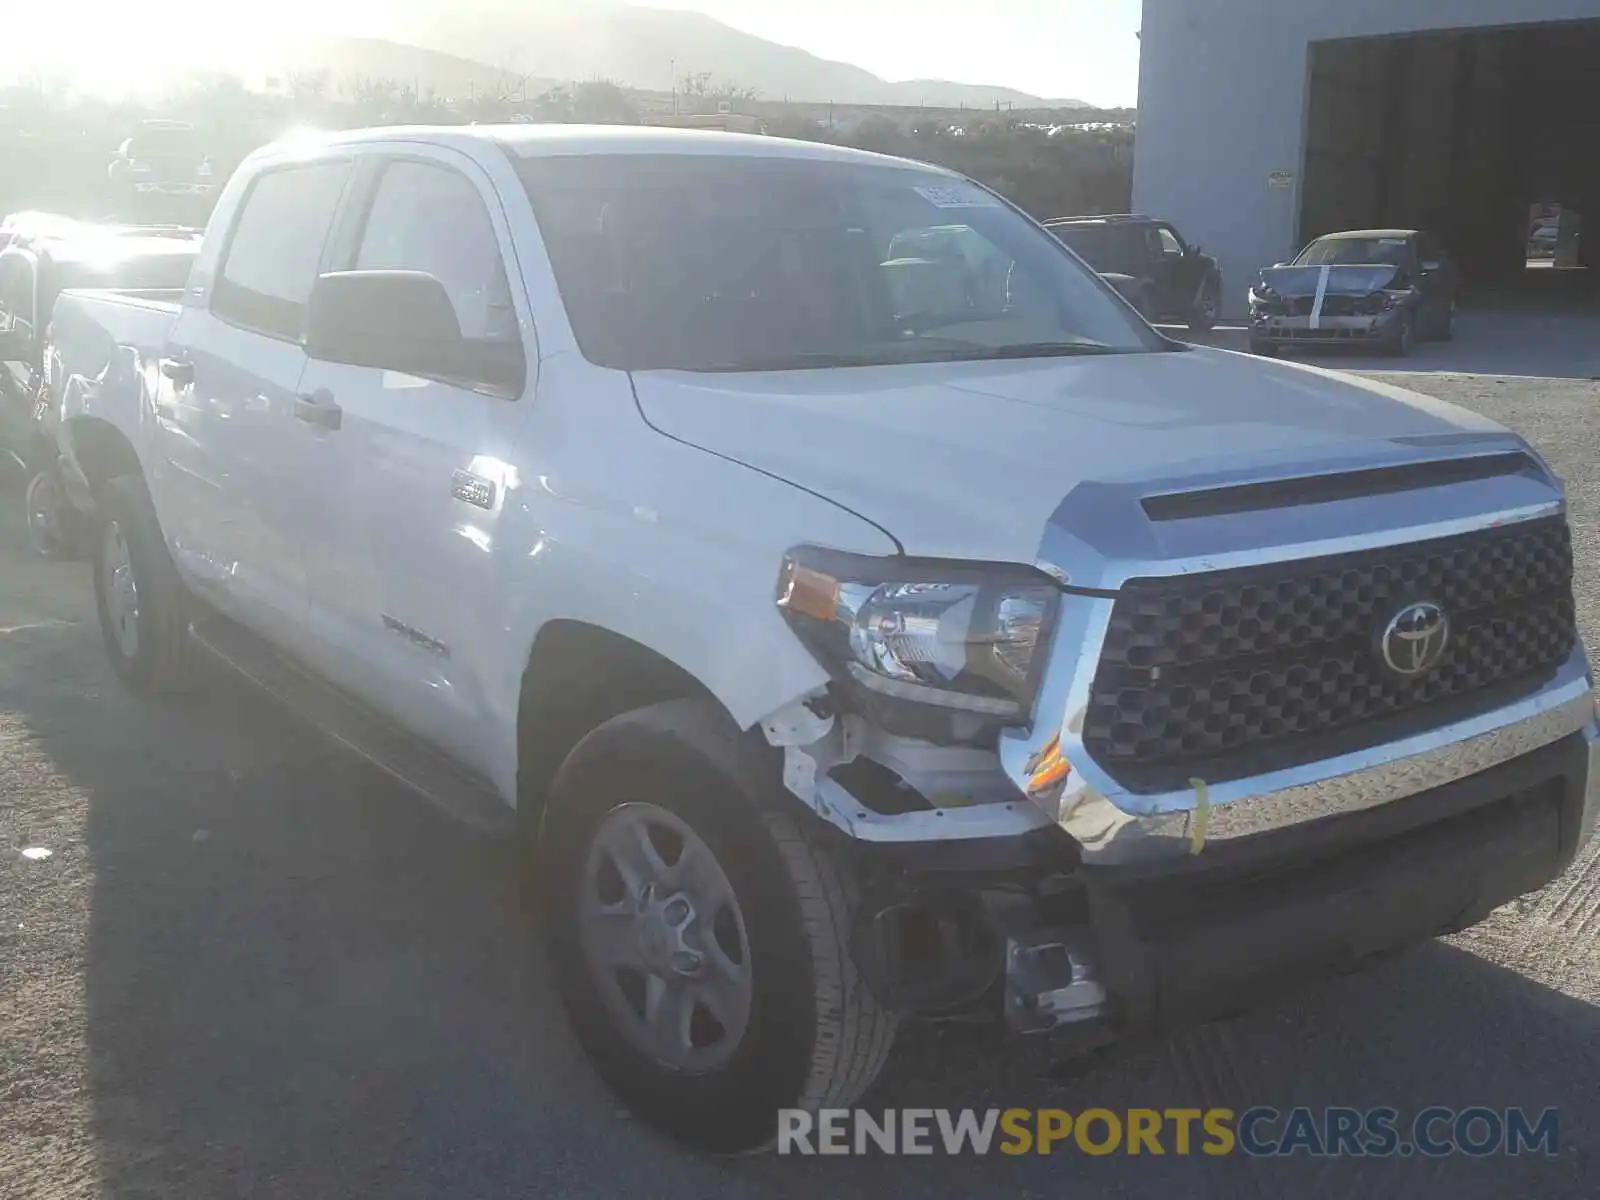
[214,161,351,341]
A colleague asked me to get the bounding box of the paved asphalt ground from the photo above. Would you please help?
[3,320,1599,1197]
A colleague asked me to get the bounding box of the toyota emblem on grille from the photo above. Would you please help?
[1380,601,1451,676]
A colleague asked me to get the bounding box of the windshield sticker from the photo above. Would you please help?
[1379,238,1407,246]
[914,184,1001,209]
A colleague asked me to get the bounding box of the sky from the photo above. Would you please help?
[639,0,1144,106]
[9,0,1143,108]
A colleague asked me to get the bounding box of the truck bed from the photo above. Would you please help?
[51,287,185,453]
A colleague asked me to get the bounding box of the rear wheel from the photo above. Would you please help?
[1437,299,1458,342]
[539,698,896,1153]
[93,474,195,694]
[24,467,84,560]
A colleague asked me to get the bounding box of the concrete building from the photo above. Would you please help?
[1134,1,1600,314]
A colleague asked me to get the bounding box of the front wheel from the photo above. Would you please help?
[539,699,897,1153]
[93,474,195,694]
[1385,312,1416,358]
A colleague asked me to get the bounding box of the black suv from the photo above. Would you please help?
[1044,214,1222,332]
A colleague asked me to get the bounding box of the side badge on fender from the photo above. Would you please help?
[450,469,495,510]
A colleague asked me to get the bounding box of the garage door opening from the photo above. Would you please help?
[1300,20,1600,310]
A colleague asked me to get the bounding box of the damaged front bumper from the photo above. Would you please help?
[1249,308,1405,343]
[793,456,1598,1036]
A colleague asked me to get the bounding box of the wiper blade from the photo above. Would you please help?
[691,352,899,372]
[967,341,1119,360]
[676,340,1121,373]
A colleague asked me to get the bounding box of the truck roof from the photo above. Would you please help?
[302,123,955,173]
[1312,228,1418,241]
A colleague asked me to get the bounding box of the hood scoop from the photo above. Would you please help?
[1141,452,1537,522]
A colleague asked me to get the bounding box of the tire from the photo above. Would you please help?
[92,474,195,694]
[539,698,897,1153]
[24,468,85,560]
[1188,278,1220,333]
[1385,312,1417,358]
[1437,299,1457,342]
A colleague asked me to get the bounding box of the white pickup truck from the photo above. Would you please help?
[48,125,1600,1152]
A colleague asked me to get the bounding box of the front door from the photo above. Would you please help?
[156,158,351,643]
[291,148,535,776]
[1148,223,1198,317]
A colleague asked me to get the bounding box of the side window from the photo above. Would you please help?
[1155,226,1185,257]
[1417,234,1443,264]
[355,159,521,354]
[0,257,33,339]
[213,161,350,342]
[1117,226,1150,271]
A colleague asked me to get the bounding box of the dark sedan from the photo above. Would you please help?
[1247,229,1460,357]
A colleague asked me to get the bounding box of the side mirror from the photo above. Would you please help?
[306,270,464,376]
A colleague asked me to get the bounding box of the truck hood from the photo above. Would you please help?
[630,348,1511,563]
[1259,264,1400,297]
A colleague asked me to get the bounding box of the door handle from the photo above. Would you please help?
[294,389,342,430]
[159,357,194,385]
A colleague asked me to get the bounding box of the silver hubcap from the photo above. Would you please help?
[579,803,753,1072]
[102,520,140,658]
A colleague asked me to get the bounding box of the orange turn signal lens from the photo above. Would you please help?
[1025,733,1072,795]
[777,562,842,622]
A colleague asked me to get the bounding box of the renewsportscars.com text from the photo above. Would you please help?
[777,1107,1560,1158]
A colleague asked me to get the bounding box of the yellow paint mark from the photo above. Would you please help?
[1188,778,1210,856]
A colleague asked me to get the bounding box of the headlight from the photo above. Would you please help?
[776,548,1061,719]
[1248,286,1283,314]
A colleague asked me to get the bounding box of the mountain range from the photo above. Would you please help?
[277,2,1085,109]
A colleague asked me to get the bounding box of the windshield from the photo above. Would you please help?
[1295,236,1411,267]
[514,153,1160,371]
[126,128,203,161]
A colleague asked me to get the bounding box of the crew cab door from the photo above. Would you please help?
[156,157,352,643]
[291,148,534,774]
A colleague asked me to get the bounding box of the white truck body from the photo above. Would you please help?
[48,125,1600,1150]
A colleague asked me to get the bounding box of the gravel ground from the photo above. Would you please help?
[1,366,1598,1199]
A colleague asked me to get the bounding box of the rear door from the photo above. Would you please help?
[291,147,534,773]
[157,157,352,643]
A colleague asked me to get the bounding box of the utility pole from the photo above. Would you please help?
[671,57,678,115]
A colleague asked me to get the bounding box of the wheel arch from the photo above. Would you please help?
[63,414,142,503]
[516,619,737,832]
